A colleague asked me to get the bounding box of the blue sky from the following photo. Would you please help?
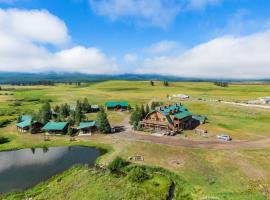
[0,0,270,78]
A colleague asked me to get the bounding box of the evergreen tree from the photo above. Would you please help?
[67,126,73,136]
[82,98,90,113]
[151,102,156,110]
[145,104,150,114]
[127,104,132,111]
[39,101,52,124]
[74,100,84,126]
[96,108,111,134]
[17,115,22,123]
[150,80,154,86]
[54,105,60,113]
[130,105,142,129]
[163,81,169,87]
[60,103,70,119]
[140,105,146,119]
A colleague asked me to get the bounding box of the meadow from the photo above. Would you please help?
[1,81,270,199]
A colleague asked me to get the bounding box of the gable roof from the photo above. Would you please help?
[79,121,96,129]
[105,101,129,108]
[16,119,31,128]
[173,111,192,119]
[42,122,68,131]
[159,104,191,119]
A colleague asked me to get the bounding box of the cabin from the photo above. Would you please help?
[78,121,97,135]
[16,115,43,133]
[42,122,69,134]
[140,104,202,132]
[105,101,129,110]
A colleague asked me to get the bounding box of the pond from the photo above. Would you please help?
[0,146,101,194]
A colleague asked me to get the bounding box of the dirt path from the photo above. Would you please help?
[112,115,270,150]
[221,101,270,110]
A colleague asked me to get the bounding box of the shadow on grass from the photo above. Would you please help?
[0,137,10,144]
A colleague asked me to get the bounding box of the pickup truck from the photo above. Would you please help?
[216,134,232,141]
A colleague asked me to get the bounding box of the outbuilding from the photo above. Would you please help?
[105,101,129,110]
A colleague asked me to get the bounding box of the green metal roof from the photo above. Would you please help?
[192,115,207,122]
[159,104,191,120]
[21,115,32,122]
[42,122,68,131]
[159,105,188,115]
[105,101,129,107]
[79,121,96,129]
[173,111,192,119]
[16,119,31,128]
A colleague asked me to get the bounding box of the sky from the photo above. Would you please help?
[0,0,270,79]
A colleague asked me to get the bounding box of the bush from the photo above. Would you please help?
[128,167,150,183]
[107,157,129,173]
[0,136,10,144]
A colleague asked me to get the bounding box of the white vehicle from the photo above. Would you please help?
[217,135,231,141]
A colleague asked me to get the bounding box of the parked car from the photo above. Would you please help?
[217,134,232,141]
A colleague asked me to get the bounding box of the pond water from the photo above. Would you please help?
[0,146,100,194]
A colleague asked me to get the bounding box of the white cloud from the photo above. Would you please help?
[145,40,179,54]
[139,30,270,79]
[124,53,138,63]
[0,9,118,74]
[188,0,221,10]
[89,0,221,28]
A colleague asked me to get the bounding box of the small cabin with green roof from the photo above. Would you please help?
[78,121,97,135]
[140,103,202,132]
[42,122,69,134]
[16,116,43,133]
[105,101,129,110]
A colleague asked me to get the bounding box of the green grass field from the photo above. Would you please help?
[1,81,270,199]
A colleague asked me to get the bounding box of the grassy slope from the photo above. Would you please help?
[3,166,174,200]
[1,81,270,199]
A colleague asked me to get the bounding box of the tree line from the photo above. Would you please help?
[213,81,229,87]
[149,81,169,87]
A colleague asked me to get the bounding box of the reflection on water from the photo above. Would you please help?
[0,146,100,194]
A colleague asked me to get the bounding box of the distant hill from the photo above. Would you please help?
[0,72,269,84]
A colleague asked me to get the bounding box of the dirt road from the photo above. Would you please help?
[113,115,270,150]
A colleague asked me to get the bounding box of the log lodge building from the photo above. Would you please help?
[140,103,205,132]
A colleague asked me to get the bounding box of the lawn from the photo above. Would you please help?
[1,81,270,140]
[1,81,270,199]
[3,165,174,200]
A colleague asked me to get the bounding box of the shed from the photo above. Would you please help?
[105,101,129,110]
[42,122,69,134]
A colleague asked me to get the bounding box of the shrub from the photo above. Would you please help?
[128,167,150,183]
[107,156,129,173]
[0,137,9,144]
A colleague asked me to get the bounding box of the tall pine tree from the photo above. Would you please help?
[74,100,84,126]
[96,108,111,134]
[82,97,90,113]
[39,101,52,124]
